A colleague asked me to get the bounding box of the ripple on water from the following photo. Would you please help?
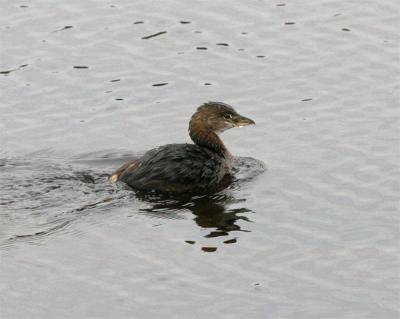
[0,153,265,250]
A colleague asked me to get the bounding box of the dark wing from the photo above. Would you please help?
[118,144,224,192]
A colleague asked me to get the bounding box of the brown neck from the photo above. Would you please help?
[189,121,227,156]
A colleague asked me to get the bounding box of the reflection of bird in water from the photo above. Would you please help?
[189,197,251,237]
[110,102,255,193]
[135,191,252,244]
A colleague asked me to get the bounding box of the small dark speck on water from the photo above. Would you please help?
[342,28,351,31]
[216,43,229,46]
[196,47,208,50]
[202,247,217,252]
[238,48,245,51]
[19,5,29,8]
[241,32,248,35]
[180,21,191,24]
[194,31,202,34]
[204,83,212,86]
[276,3,286,6]
[256,55,265,58]
[141,31,167,39]
[133,21,144,24]
[0,64,28,75]
[73,66,88,69]
[185,240,195,244]
[52,26,73,33]
[333,13,342,17]
[115,98,124,101]
[285,22,296,25]
[223,238,237,244]
[301,98,313,102]
[105,90,112,93]
[110,79,120,82]
[152,83,168,87]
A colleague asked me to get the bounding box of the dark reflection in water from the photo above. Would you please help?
[136,191,251,239]
[131,156,264,251]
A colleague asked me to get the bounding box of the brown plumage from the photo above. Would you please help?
[110,102,255,193]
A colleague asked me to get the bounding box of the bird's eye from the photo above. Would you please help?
[224,114,233,120]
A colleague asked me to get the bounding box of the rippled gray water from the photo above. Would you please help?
[1,0,399,318]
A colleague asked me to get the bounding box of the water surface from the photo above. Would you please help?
[1,0,399,318]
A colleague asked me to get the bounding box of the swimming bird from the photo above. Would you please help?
[110,102,255,193]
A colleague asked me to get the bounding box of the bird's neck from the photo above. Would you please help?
[189,123,228,156]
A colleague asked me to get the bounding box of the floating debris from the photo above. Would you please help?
[152,83,168,87]
[115,98,124,101]
[180,21,191,24]
[133,21,144,24]
[216,43,229,46]
[110,79,120,82]
[73,66,88,69]
[256,55,265,58]
[196,47,208,50]
[285,22,296,25]
[141,31,167,39]
[204,83,212,86]
[301,98,313,102]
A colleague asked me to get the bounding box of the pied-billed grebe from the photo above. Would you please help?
[110,102,255,192]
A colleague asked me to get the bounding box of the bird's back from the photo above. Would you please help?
[118,143,228,192]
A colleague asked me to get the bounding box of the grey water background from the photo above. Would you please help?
[1,0,399,318]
